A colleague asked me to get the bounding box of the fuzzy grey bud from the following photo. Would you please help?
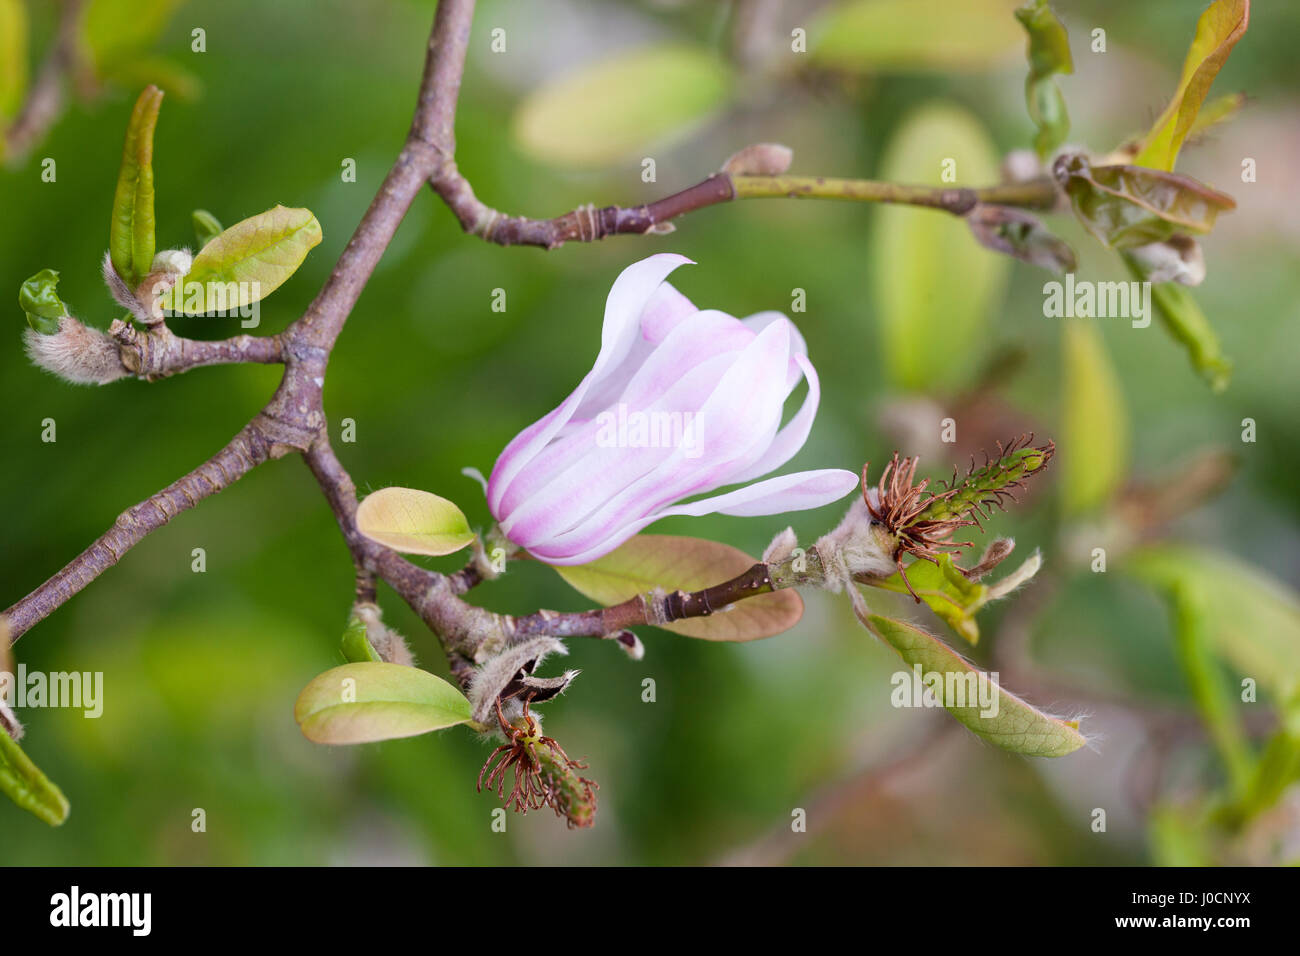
[24,316,128,385]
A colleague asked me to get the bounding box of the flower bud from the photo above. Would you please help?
[722,142,793,177]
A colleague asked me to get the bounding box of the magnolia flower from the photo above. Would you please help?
[485,253,859,565]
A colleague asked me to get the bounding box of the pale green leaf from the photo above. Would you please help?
[810,0,1023,73]
[354,487,475,557]
[552,534,803,642]
[868,553,987,644]
[866,550,1043,645]
[1133,0,1250,171]
[0,729,70,826]
[1187,92,1247,141]
[166,205,322,313]
[513,45,731,167]
[870,103,1008,390]
[1061,321,1128,514]
[866,614,1086,756]
[294,662,471,745]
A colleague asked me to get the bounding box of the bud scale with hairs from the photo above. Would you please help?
[23,316,129,385]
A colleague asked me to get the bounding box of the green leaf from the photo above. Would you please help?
[1130,546,1300,700]
[354,487,475,557]
[294,662,471,745]
[0,729,70,826]
[1054,153,1235,249]
[1169,580,1253,799]
[0,0,27,121]
[1186,92,1247,141]
[1015,0,1073,79]
[18,269,69,334]
[870,103,1008,390]
[869,553,988,644]
[1133,0,1250,171]
[512,45,732,168]
[1015,0,1073,157]
[1239,704,1300,820]
[864,614,1086,756]
[83,0,182,78]
[110,85,163,286]
[1124,256,1231,392]
[866,550,1043,645]
[810,0,1023,73]
[166,205,322,313]
[552,534,804,642]
[340,617,381,664]
[191,208,222,249]
[1061,321,1128,515]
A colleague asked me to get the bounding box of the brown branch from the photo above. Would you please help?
[430,169,735,249]
[110,322,284,379]
[3,0,85,167]
[431,164,1059,251]
[7,0,481,643]
[506,546,831,643]
[3,421,278,639]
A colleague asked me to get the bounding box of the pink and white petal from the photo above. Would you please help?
[743,310,806,390]
[499,352,741,544]
[665,467,862,518]
[487,253,692,514]
[534,321,793,558]
[639,281,700,343]
[495,316,747,520]
[724,351,821,485]
[500,311,754,522]
[530,468,860,566]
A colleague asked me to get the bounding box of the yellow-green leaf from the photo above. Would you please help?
[870,103,1008,390]
[166,205,322,313]
[513,45,731,168]
[1016,0,1073,157]
[0,0,28,120]
[1187,92,1247,141]
[354,487,475,557]
[866,614,1086,755]
[810,0,1022,73]
[552,534,803,642]
[294,662,471,745]
[868,553,987,644]
[110,85,163,286]
[1061,321,1127,514]
[0,729,70,826]
[1133,0,1250,171]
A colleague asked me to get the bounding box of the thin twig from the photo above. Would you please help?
[3,0,85,167]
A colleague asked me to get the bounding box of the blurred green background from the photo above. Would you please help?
[2,0,1298,864]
